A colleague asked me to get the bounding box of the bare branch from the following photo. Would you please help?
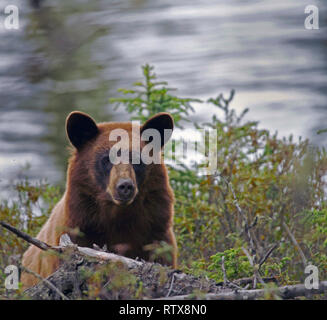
[219,256,242,290]
[0,221,53,251]
[0,222,143,269]
[259,243,278,270]
[283,222,307,268]
[249,216,258,230]
[22,266,69,300]
[241,247,266,289]
[242,247,253,266]
[166,273,176,297]
[221,256,228,286]
[61,241,143,268]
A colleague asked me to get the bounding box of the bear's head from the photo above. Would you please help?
[65,111,174,206]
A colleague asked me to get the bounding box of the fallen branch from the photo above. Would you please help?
[58,233,143,268]
[0,221,142,269]
[158,281,327,300]
[216,276,278,287]
[0,221,52,251]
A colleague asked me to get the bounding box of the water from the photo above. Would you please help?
[0,0,326,197]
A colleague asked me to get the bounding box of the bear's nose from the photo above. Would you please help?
[116,179,135,201]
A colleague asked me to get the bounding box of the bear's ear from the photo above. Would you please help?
[141,113,174,147]
[66,111,99,149]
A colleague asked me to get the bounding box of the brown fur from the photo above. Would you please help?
[21,112,177,288]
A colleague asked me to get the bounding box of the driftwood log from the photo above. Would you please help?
[1,221,326,300]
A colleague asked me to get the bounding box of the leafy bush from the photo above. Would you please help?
[0,180,61,298]
[111,65,327,287]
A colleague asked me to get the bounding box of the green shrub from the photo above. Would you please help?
[0,180,61,298]
[112,65,327,287]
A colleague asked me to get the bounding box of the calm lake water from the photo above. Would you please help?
[0,0,326,198]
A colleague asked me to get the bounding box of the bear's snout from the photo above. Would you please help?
[106,163,138,206]
[114,178,136,204]
[115,178,136,203]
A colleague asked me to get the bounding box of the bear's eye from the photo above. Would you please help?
[101,155,112,170]
[95,152,113,188]
[133,161,146,172]
[133,161,147,186]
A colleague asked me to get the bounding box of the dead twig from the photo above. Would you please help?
[220,256,242,290]
[166,272,176,297]
[242,247,253,266]
[242,247,266,289]
[259,243,278,271]
[221,256,228,287]
[283,222,307,268]
[22,265,69,300]
[248,216,258,230]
